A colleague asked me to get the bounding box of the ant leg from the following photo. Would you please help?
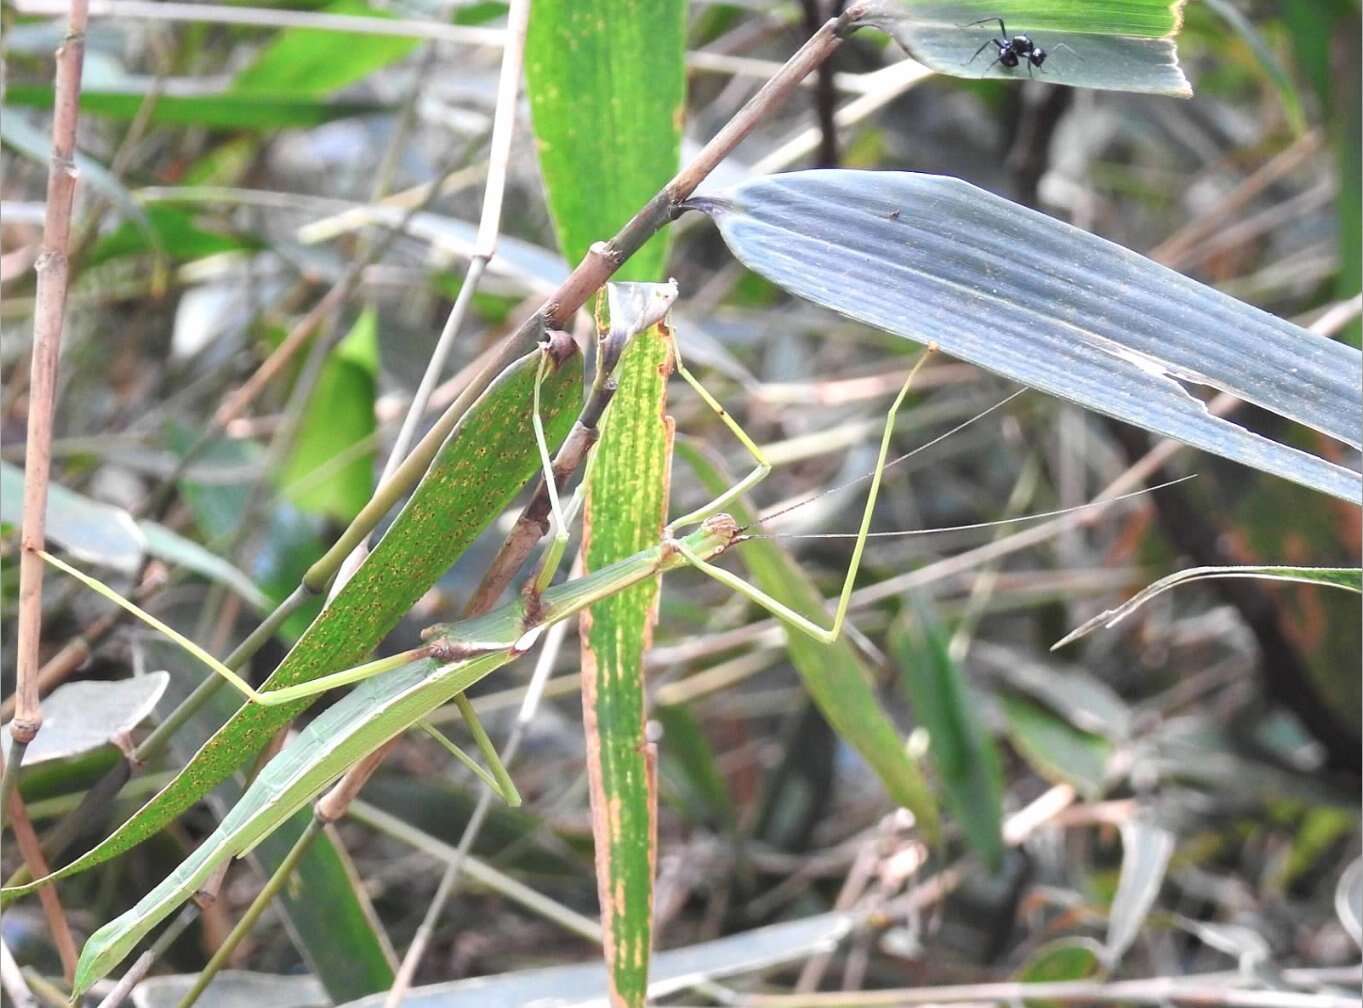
[1051,42,1082,61]
[968,38,995,64]
[961,16,1007,36]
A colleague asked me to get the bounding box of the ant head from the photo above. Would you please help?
[999,48,1020,67]
[1030,47,1048,66]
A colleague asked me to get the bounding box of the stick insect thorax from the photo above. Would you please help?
[421,513,745,662]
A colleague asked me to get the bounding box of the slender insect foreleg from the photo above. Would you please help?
[676,347,934,644]
[666,339,773,533]
[38,550,431,707]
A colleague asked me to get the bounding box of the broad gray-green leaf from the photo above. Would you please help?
[1055,565,1363,649]
[333,912,851,1008]
[857,0,1191,96]
[1,460,144,573]
[1106,818,1175,963]
[689,171,1363,503]
[2,675,168,766]
[133,972,328,1008]
[0,113,148,230]
[137,521,269,610]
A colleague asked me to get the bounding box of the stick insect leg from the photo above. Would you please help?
[531,344,570,551]
[676,347,935,645]
[666,339,772,533]
[418,694,521,805]
[37,548,429,707]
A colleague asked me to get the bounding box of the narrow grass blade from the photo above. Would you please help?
[891,604,1001,865]
[1055,565,1362,649]
[858,0,1191,96]
[5,349,582,893]
[691,170,1363,502]
[3,85,389,127]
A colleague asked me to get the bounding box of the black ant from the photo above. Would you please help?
[963,17,1076,76]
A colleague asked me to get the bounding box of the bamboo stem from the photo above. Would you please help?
[11,0,90,755]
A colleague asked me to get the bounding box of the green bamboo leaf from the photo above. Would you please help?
[525,0,685,281]
[232,0,419,97]
[679,440,941,842]
[527,3,686,1004]
[146,640,395,1002]
[1013,937,1106,1008]
[6,349,582,894]
[579,323,674,1008]
[3,85,389,128]
[891,604,1001,865]
[1054,565,1363,649]
[654,702,734,829]
[86,206,260,268]
[689,170,1362,502]
[281,308,380,523]
[1000,693,1111,799]
[856,0,1191,96]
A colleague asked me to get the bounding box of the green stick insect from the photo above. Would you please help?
[32,285,937,995]
[32,283,1153,998]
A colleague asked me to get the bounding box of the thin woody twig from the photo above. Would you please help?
[5,7,92,887]
[11,0,90,758]
[2,755,78,981]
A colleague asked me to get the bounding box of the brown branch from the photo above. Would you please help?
[1,755,78,980]
[11,0,90,756]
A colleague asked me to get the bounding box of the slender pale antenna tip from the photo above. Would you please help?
[761,473,1198,541]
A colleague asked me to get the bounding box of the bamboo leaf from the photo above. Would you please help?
[527,3,687,1004]
[525,0,685,280]
[690,170,1362,502]
[0,460,144,573]
[680,441,941,842]
[857,0,1191,96]
[3,85,389,127]
[280,308,380,523]
[891,605,1001,865]
[578,322,674,1008]
[1055,565,1363,649]
[5,349,582,894]
[1000,693,1111,799]
[2,676,169,767]
[232,0,418,97]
